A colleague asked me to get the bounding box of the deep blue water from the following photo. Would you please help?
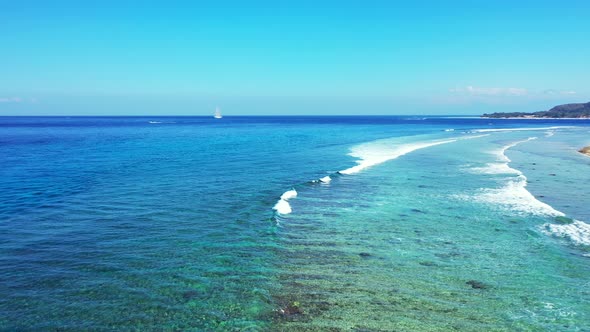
[1,116,589,331]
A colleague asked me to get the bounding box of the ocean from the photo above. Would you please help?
[1,116,589,331]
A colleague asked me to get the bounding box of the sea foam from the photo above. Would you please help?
[280,189,297,200]
[471,126,575,133]
[465,137,590,246]
[338,135,486,175]
[467,137,535,175]
[273,189,297,215]
[496,137,537,162]
[542,220,590,246]
[467,137,564,216]
[473,175,565,217]
[469,163,522,175]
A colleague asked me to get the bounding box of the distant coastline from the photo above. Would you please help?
[482,101,590,119]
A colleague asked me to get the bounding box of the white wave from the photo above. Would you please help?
[471,126,575,133]
[465,137,564,216]
[462,137,590,246]
[273,189,297,215]
[542,220,590,246]
[273,199,292,215]
[545,131,555,137]
[319,176,331,183]
[280,189,297,200]
[338,135,486,175]
[272,199,293,214]
[491,137,537,162]
[148,121,176,124]
[444,129,455,132]
[482,137,537,165]
[470,163,522,175]
[471,175,565,217]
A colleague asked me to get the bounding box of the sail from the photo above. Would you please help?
[214,107,222,119]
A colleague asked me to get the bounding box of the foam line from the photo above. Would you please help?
[496,137,537,162]
[469,163,522,175]
[542,221,590,246]
[465,137,590,246]
[339,135,486,175]
[471,126,575,133]
[472,174,565,217]
[466,137,564,216]
[272,134,486,217]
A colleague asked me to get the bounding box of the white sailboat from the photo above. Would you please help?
[214,106,222,119]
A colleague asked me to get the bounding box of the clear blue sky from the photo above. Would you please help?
[1,1,589,115]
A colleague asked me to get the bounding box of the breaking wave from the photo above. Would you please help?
[273,189,297,215]
[272,133,487,217]
[471,174,565,217]
[338,134,486,175]
[470,126,575,133]
[463,137,560,216]
[463,137,590,246]
[542,220,590,246]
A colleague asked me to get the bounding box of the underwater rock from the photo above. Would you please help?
[435,251,461,259]
[279,302,302,317]
[359,252,372,258]
[315,301,331,312]
[419,261,437,267]
[466,280,488,289]
[353,327,381,332]
[182,290,203,300]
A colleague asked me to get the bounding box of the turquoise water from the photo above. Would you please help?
[1,117,589,331]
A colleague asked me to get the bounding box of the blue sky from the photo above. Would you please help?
[1,1,589,115]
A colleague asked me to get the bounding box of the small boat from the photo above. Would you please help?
[214,107,222,119]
